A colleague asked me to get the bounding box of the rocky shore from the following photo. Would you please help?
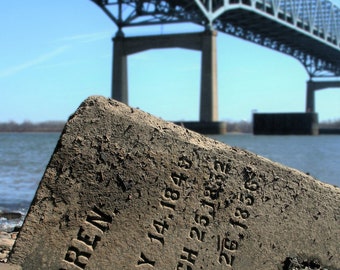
[0,210,21,269]
[0,212,21,267]
[0,230,21,269]
[0,231,16,263]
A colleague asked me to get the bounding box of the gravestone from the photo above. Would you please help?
[9,96,340,269]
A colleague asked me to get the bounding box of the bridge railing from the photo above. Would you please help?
[251,0,340,47]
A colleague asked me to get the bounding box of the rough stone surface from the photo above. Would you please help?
[9,96,340,269]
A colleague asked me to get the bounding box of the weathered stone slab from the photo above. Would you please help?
[9,96,340,269]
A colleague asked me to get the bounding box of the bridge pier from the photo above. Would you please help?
[111,29,219,124]
[253,79,340,135]
[112,30,128,104]
[200,30,218,122]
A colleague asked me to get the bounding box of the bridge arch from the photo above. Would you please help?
[112,30,219,121]
[315,88,340,121]
[306,80,340,113]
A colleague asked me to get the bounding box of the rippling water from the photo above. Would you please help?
[0,133,59,231]
[0,132,339,231]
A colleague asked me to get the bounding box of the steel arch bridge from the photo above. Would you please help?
[92,0,340,77]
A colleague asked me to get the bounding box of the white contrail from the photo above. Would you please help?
[57,31,111,43]
[0,46,69,78]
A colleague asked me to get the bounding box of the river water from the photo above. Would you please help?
[0,132,339,231]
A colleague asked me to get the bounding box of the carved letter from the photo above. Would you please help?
[137,252,155,267]
[86,206,113,232]
[64,246,91,269]
[180,247,198,265]
[77,227,101,249]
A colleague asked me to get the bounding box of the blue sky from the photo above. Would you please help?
[0,1,339,123]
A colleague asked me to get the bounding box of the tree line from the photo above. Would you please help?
[318,119,340,129]
[0,120,253,133]
[0,121,65,132]
[0,119,339,133]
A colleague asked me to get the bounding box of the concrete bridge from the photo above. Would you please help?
[91,0,340,131]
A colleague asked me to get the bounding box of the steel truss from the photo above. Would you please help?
[92,0,340,77]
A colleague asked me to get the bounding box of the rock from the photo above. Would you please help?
[9,96,340,269]
[0,213,21,221]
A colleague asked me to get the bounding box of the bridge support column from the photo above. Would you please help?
[306,81,315,112]
[200,30,218,122]
[112,31,128,104]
